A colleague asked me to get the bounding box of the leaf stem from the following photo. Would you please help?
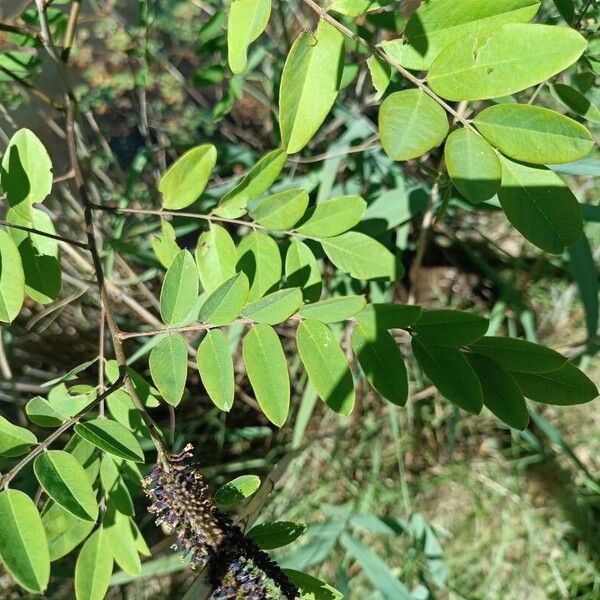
[0,219,88,249]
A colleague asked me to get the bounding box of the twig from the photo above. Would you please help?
[0,219,88,249]
[89,204,319,242]
[0,64,64,110]
[0,375,125,489]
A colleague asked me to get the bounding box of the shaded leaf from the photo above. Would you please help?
[351,323,408,406]
[237,231,282,302]
[0,229,25,323]
[355,303,422,330]
[247,521,307,550]
[498,156,582,254]
[0,415,37,456]
[215,474,261,506]
[412,310,489,347]
[199,272,249,325]
[412,337,483,413]
[285,239,322,302]
[42,501,95,562]
[467,353,529,429]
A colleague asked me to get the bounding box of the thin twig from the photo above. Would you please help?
[0,219,88,249]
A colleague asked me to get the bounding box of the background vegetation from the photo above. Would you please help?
[0,0,598,598]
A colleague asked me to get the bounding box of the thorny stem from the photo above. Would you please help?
[301,0,477,133]
[0,375,126,489]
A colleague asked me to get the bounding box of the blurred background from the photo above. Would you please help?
[0,1,599,598]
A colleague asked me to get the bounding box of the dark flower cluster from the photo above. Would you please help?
[143,444,299,599]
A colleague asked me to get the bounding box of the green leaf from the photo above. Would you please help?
[227,0,271,75]
[467,353,529,429]
[26,396,64,427]
[367,55,390,100]
[47,383,94,419]
[243,324,290,426]
[149,333,188,407]
[512,362,598,405]
[474,104,594,165]
[340,532,412,600]
[568,234,599,340]
[42,501,95,562]
[552,0,574,24]
[412,337,483,413]
[196,329,235,412]
[249,188,309,230]
[160,250,199,325]
[0,490,50,593]
[0,415,37,456]
[74,419,145,462]
[279,20,344,154]
[242,287,303,324]
[151,220,180,268]
[330,0,391,17]
[0,228,25,323]
[215,474,261,506]
[444,128,501,203]
[34,450,98,522]
[498,156,582,254]
[412,310,489,347]
[159,144,217,210]
[199,272,249,325]
[550,83,600,124]
[106,389,151,438]
[8,208,61,304]
[195,223,238,295]
[285,239,322,302]
[351,323,408,406]
[298,295,366,323]
[237,231,282,302]
[296,195,367,238]
[66,435,100,485]
[247,521,307,550]
[75,529,113,600]
[214,148,286,218]
[284,569,343,600]
[103,505,141,577]
[428,24,587,101]
[100,454,134,517]
[381,0,540,71]
[469,337,567,373]
[0,128,53,221]
[355,303,422,330]
[296,320,355,415]
[379,89,449,161]
[321,232,397,280]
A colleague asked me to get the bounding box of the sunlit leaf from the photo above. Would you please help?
[160,250,199,325]
[196,329,235,412]
[149,333,188,407]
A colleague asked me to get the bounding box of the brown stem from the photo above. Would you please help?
[0,219,88,249]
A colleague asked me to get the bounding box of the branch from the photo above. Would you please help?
[89,204,319,242]
[0,374,125,489]
[301,0,476,131]
[0,219,88,249]
[0,64,64,111]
